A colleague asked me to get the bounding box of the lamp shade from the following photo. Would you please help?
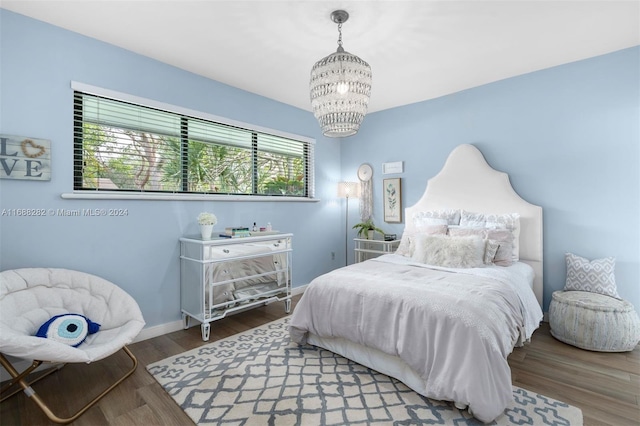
[337,181,360,198]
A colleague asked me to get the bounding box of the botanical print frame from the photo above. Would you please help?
[383,178,402,223]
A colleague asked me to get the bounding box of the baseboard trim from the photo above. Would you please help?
[134,320,185,342]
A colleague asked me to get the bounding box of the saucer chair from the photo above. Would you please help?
[0,268,145,424]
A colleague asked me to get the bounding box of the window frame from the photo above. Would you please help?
[67,82,317,202]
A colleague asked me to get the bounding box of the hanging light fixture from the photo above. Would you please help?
[310,10,372,138]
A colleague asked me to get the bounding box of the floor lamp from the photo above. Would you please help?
[338,182,360,266]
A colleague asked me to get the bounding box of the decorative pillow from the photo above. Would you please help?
[460,211,520,261]
[491,240,513,267]
[448,227,512,266]
[413,217,448,227]
[565,253,620,299]
[413,209,461,226]
[448,227,484,238]
[396,224,448,257]
[411,234,485,268]
[484,239,500,264]
[35,313,101,347]
[486,229,513,267]
[458,210,487,228]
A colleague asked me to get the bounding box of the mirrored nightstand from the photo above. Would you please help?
[354,238,400,263]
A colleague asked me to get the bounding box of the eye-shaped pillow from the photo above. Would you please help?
[35,314,101,347]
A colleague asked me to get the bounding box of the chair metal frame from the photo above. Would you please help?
[0,346,138,424]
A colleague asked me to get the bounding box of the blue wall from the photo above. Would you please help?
[2,9,638,327]
[342,47,640,311]
[0,10,345,328]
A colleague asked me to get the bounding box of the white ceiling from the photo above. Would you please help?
[2,1,639,113]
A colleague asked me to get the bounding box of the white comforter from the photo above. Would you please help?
[289,254,543,423]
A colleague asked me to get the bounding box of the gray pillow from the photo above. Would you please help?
[565,253,620,299]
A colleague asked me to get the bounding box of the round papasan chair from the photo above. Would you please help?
[0,268,145,424]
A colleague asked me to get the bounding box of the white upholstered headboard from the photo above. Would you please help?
[404,144,543,306]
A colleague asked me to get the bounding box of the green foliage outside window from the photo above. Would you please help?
[74,92,311,197]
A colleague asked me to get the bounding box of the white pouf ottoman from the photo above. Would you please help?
[549,290,640,352]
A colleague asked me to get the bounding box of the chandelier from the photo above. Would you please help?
[310,10,372,138]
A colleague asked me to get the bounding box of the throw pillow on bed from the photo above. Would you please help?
[411,234,485,268]
[448,227,513,266]
[459,210,520,261]
[396,224,448,257]
[564,253,620,299]
[484,239,500,264]
[412,209,461,226]
[491,239,513,267]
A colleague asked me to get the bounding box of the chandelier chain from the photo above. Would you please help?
[337,23,343,48]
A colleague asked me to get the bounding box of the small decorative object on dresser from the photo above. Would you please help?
[549,253,640,352]
[197,211,217,240]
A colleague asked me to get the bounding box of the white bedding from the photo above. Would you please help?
[289,254,543,423]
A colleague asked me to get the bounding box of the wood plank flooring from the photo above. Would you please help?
[1,294,638,425]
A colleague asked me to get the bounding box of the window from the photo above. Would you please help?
[73,88,314,199]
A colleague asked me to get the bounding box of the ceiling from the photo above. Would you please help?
[2,1,639,113]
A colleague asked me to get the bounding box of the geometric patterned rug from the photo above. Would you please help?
[147,317,583,425]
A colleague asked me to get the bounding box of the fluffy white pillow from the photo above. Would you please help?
[565,253,620,299]
[411,235,485,268]
[396,225,448,257]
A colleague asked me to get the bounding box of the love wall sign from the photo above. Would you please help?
[0,135,51,181]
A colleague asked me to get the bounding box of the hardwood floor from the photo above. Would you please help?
[1,294,638,425]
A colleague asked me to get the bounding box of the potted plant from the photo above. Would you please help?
[352,219,385,240]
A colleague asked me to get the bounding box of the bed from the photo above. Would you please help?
[289,144,544,423]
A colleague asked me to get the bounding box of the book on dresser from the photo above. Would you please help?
[222,227,251,237]
[220,227,280,238]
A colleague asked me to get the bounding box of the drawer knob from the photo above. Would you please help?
[223,249,230,253]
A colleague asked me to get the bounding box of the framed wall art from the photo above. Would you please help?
[383,178,402,223]
[0,135,51,181]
